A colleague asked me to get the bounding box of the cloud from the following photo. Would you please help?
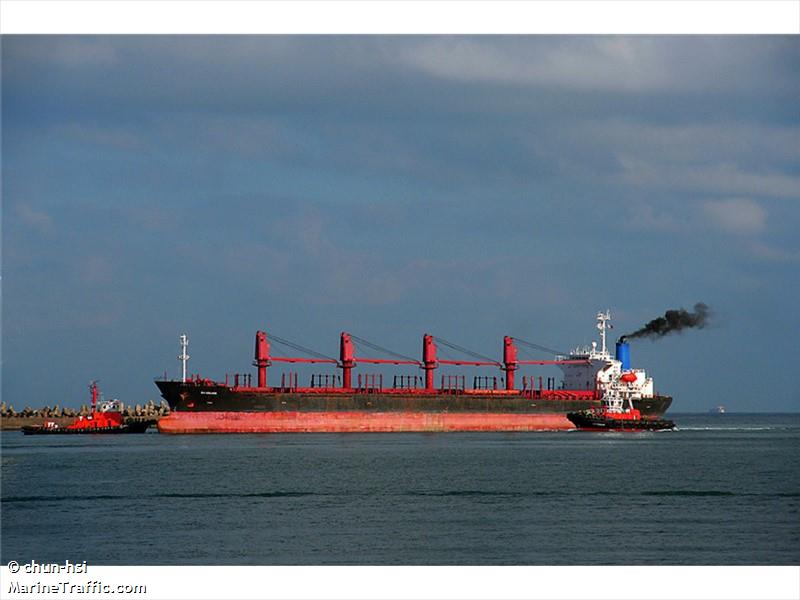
[618,158,800,199]
[702,198,767,235]
[393,37,798,94]
[5,38,118,70]
[5,37,798,199]
[14,204,54,234]
[263,209,408,306]
[749,241,800,263]
[583,120,800,169]
[77,255,115,285]
[625,204,680,232]
[56,39,118,67]
[396,38,654,90]
[60,123,145,150]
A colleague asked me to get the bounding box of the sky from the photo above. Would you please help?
[2,36,799,412]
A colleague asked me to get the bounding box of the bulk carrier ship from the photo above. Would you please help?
[155,311,671,433]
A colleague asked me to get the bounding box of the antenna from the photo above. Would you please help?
[596,310,612,355]
[178,334,190,383]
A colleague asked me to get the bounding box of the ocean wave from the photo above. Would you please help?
[407,490,530,498]
[641,490,735,497]
[157,491,318,499]
[676,426,786,431]
[3,494,125,503]
[5,490,797,504]
[2,491,322,503]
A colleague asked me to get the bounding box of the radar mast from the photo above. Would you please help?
[596,310,612,357]
[178,334,190,383]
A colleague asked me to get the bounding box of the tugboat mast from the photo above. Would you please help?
[178,334,190,383]
[89,380,99,412]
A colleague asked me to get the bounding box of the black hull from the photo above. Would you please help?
[21,422,152,435]
[566,411,675,431]
[155,381,672,417]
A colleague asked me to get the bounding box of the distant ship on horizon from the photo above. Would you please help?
[709,405,726,414]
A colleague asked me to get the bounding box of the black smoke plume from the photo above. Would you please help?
[620,303,710,342]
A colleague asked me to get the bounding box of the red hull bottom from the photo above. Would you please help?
[157,411,573,433]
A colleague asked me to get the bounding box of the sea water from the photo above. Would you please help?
[2,414,798,565]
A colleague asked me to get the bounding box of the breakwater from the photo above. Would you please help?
[0,401,169,430]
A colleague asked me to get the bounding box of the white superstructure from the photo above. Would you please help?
[557,311,655,408]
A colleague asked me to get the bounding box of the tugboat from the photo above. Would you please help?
[567,344,675,432]
[21,382,151,435]
[567,401,675,431]
[567,329,675,432]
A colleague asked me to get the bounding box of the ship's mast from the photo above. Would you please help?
[89,380,99,412]
[178,334,190,383]
[596,310,612,356]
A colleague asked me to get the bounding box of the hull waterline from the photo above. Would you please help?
[22,421,151,435]
[157,410,574,433]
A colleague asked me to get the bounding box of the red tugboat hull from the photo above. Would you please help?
[22,421,151,435]
[157,411,574,433]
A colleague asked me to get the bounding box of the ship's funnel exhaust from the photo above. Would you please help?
[622,303,710,341]
[615,341,631,370]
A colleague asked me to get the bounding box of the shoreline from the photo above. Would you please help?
[1,400,169,431]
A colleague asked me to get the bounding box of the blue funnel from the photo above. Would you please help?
[615,341,631,370]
